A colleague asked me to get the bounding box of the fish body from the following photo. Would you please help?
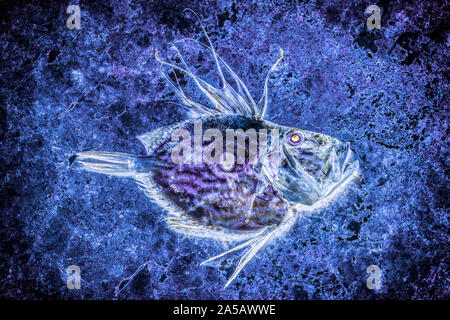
[141,115,288,232]
[75,16,359,288]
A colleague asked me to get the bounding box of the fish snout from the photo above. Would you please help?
[325,141,358,181]
[339,142,359,177]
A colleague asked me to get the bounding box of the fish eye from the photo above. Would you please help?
[288,132,303,146]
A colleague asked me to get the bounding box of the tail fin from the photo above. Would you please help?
[75,151,139,177]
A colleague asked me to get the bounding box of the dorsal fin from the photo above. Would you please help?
[153,10,284,120]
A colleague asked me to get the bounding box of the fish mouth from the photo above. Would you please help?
[321,142,359,199]
[340,142,359,177]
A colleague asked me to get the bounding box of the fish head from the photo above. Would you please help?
[263,125,359,207]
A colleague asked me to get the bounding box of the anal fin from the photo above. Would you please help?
[201,224,277,288]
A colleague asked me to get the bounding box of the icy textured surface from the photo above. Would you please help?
[0,0,448,299]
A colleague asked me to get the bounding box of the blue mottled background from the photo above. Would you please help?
[0,0,448,299]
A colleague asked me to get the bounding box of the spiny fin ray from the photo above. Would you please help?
[199,224,276,288]
[153,11,284,120]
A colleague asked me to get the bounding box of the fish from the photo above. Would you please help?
[75,13,360,288]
